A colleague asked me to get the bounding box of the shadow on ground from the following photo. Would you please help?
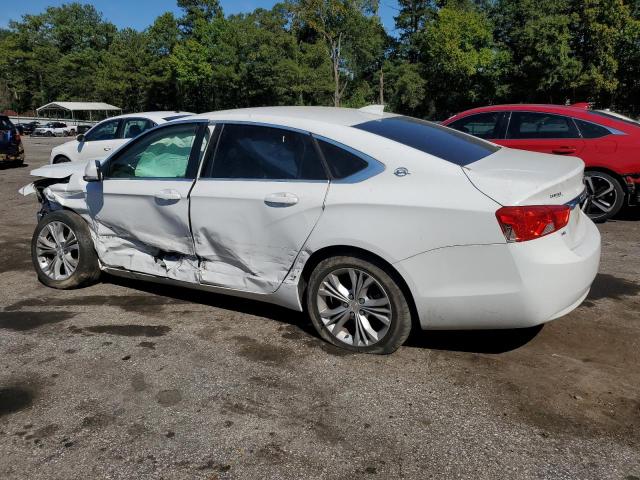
[405,325,543,353]
[105,274,316,335]
[613,204,640,221]
[105,274,544,354]
[0,162,28,171]
[586,273,640,301]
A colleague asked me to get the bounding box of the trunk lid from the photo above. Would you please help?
[463,147,585,207]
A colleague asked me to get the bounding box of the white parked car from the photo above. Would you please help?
[21,106,600,353]
[48,111,193,164]
[33,122,75,137]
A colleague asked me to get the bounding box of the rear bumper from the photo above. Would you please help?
[396,210,601,330]
[0,144,23,161]
[623,174,640,205]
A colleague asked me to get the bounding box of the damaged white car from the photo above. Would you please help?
[21,106,601,353]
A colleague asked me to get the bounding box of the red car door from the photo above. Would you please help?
[499,111,585,157]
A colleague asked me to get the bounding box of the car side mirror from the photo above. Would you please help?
[76,133,86,143]
[83,160,104,182]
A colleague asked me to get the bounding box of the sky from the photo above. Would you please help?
[0,1,401,35]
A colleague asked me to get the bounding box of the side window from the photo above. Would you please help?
[106,123,198,179]
[208,124,326,180]
[574,119,611,139]
[121,118,154,139]
[85,120,120,141]
[316,139,368,179]
[448,112,503,139]
[507,112,580,139]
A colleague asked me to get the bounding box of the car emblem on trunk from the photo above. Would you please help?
[394,167,410,177]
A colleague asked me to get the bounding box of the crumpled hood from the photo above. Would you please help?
[30,161,87,179]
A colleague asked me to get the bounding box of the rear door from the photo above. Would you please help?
[501,111,585,156]
[109,117,157,154]
[446,111,508,141]
[189,123,329,293]
[77,119,121,162]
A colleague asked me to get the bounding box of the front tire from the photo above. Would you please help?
[306,255,412,354]
[31,211,100,289]
[582,171,625,222]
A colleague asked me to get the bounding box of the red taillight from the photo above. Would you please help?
[496,205,571,242]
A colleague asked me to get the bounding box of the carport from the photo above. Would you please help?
[36,101,122,123]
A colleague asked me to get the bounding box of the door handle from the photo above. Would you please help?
[552,146,577,155]
[103,147,112,151]
[154,189,182,201]
[264,192,299,207]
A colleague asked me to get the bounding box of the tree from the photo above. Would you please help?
[494,0,581,103]
[0,3,115,111]
[177,0,223,33]
[290,0,387,106]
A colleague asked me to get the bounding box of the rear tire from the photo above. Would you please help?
[31,211,100,289]
[583,171,625,222]
[306,255,412,354]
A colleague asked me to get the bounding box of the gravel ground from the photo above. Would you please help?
[0,137,638,479]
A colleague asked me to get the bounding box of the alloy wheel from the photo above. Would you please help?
[35,221,80,280]
[582,174,618,217]
[316,267,392,347]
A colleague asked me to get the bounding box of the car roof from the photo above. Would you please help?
[443,103,640,132]
[190,106,400,129]
[445,104,594,119]
[104,111,194,122]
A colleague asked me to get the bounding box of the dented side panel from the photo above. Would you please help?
[190,179,329,293]
[89,179,196,279]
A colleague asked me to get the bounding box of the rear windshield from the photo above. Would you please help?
[163,114,192,122]
[353,116,499,166]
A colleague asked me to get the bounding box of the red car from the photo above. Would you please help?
[442,103,640,221]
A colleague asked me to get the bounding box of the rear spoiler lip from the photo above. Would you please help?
[565,188,588,210]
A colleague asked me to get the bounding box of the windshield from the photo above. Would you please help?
[590,110,640,126]
[353,116,499,166]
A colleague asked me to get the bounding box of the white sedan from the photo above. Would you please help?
[21,106,600,353]
[48,111,193,164]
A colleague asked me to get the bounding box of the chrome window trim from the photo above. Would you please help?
[565,188,588,209]
[101,120,208,181]
[505,111,581,140]
[199,120,329,183]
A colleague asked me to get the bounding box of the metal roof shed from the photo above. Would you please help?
[36,102,122,122]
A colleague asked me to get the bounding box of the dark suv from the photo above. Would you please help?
[0,116,25,165]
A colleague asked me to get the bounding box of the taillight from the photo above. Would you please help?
[496,205,571,242]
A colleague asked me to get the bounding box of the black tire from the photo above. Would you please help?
[583,171,625,222]
[31,210,100,289]
[46,131,53,137]
[52,155,71,164]
[306,255,412,354]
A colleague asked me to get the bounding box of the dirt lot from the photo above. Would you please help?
[0,137,638,479]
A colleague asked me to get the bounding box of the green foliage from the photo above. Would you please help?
[0,0,639,118]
